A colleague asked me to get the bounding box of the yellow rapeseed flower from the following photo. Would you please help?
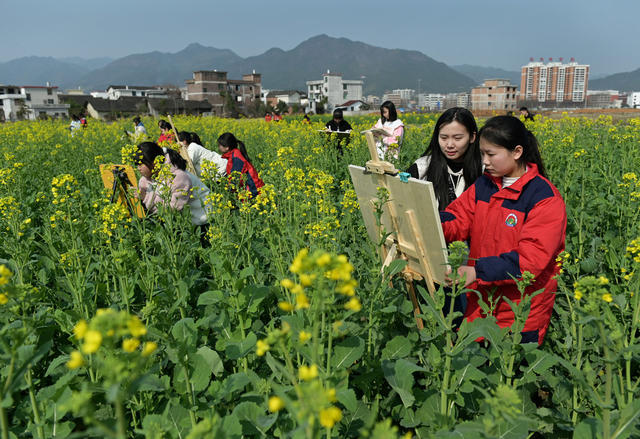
[67,351,84,369]
[142,341,158,357]
[257,339,270,356]
[299,364,318,381]
[281,278,295,290]
[325,388,337,402]
[344,297,362,312]
[574,289,583,300]
[300,274,313,287]
[74,320,88,340]
[0,293,8,305]
[299,331,311,343]
[319,406,343,428]
[598,276,609,285]
[0,264,12,286]
[128,316,147,337]
[296,292,310,309]
[316,253,331,267]
[122,338,140,353]
[602,293,613,303]
[82,330,102,354]
[278,301,294,312]
[268,396,285,412]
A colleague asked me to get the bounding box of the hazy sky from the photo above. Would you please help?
[2,0,637,75]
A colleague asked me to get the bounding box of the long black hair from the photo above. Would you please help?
[135,142,163,168]
[135,141,186,172]
[158,120,171,130]
[380,100,398,124]
[479,116,547,178]
[217,132,252,164]
[190,132,203,145]
[177,131,191,144]
[421,107,482,208]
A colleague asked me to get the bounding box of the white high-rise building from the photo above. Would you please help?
[306,71,363,112]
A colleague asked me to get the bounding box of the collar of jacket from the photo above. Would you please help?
[222,149,240,160]
[485,163,540,200]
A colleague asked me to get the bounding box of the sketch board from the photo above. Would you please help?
[348,164,449,285]
[99,164,145,218]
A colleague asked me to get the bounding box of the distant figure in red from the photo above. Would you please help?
[273,112,282,122]
[157,120,175,144]
[80,115,87,128]
[217,132,264,197]
[264,113,272,122]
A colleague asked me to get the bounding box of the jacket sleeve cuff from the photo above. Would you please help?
[475,251,521,283]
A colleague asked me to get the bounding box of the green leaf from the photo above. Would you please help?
[337,388,358,412]
[384,259,408,278]
[171,318,198,350]
[233,401,277,436]
[197,290,225,306]
[382,359,425,408]
[239,284,270,314]
[130,374,165,393]
[196,346,225,378]
[332,336,365,370]
[381,336,414,360]
[225,332,257,360]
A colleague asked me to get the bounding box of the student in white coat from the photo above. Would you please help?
[177,131,228,178]
[407,107,482,209]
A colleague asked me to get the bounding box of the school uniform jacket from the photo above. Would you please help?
[222,148,265,197]
[440,163,566,344]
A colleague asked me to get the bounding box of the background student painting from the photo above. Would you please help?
[325,108,352,154]
[371,100,404,160]
[440,116,566,345]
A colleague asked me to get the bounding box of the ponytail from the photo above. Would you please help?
[236,140,252,164]
[523,129,546,178]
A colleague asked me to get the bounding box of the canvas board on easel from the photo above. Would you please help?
[348,165,449,286]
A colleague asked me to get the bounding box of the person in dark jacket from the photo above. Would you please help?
[325,108,352,153]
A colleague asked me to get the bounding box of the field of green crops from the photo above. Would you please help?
[0,113,639,438]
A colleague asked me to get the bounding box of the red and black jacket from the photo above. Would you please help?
[222,148,265,197]
[440,163,567,344]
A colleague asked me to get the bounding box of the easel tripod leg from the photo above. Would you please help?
[406,280,424,330]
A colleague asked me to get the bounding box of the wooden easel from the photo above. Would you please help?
[167,115,197,175]
[349,132,449,329]
[99,164,145,218]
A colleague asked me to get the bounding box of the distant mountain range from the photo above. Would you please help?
[1,35,638,94]
[0,35,474,95]
[451,65,521,86]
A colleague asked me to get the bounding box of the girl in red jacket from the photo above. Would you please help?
[441,116,566,345]
[217,132,264,197]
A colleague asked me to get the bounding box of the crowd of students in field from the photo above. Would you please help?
[121,101,562,345]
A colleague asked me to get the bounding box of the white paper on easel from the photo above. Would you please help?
[348,164,449,285]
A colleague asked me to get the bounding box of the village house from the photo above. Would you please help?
[185,70,261,116]
[336,100,369,112]
[306,71,363,112]
[0,84,70,121]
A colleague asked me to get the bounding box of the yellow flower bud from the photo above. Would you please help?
[268,396,285,412]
